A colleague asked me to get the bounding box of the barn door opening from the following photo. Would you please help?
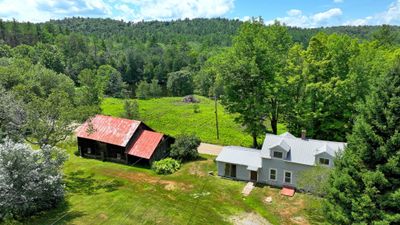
[231,164,236,178]
[224,163,236,178]
[250,171,257,181]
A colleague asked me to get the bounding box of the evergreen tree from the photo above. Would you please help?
[325,61,400,224]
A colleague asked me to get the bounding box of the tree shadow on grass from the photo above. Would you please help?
[195,155,208,161]
[22,200,86,225]
[64,170,123,195]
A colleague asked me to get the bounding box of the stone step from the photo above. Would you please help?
[242,182,254,196]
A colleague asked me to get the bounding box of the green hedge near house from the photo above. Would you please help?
[101,96,286,147]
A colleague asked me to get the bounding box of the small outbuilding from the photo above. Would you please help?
[76,115,174,165]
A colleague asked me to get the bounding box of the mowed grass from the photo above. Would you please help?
[101,96,286,147]
[23,141,326,225]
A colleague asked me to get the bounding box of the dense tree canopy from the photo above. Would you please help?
[325,61,400,224]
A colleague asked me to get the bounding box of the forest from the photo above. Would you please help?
[0,17,399,224]
[0,17,399,143]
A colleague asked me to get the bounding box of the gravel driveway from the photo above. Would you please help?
[197,143,223,156]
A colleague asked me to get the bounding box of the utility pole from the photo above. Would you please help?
[214,96,220,140]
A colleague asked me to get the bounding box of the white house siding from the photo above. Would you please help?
[259,158,313,187]
[217,162,253,181]
[217,161,225,177]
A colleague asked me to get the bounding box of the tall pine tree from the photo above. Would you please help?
[325,61,400,224]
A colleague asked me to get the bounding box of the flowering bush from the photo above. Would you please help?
[0,139,68,220]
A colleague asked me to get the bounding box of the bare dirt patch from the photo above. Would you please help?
[291,216,308,225]
[100,168,192,191]
[228,212,272,225]
[262,187,311,225]
[98,213,108,220]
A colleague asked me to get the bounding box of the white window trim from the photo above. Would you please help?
[283,170,292,184]
[319,157,330,166]
[272,151,283,159]
[269,168,277,181]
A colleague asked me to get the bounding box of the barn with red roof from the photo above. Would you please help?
[76,115,174,165]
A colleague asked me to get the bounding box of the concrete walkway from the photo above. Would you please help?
[197,143,224,156]
[242,182,255,196]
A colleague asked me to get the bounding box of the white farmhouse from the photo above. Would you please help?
[216,131,346,188]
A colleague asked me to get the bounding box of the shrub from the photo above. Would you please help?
[152,158,181,175]
[170,134,201,161]
[0,139,68,220]
[193,104,200,113]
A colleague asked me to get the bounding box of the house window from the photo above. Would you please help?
[273,151,283,159]
[269,169,277,181]
[284,171,292,183]
[117,153,121,160]
[87,147,92,154]
[319,158,330,165]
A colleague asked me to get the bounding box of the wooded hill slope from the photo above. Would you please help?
[1,17,399,47]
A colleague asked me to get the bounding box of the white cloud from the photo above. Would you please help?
[0,0,112,22]
[287,9,302,17]
[267,8,343,28]
[312,8,342,22]
[128,0,234,21]
[242,16,251,21]
[333,0,343,3]
[0,0,234,22]
[345,0,400,25]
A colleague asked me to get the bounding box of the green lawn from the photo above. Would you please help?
[23,141,325,225]
[101,96,286,147]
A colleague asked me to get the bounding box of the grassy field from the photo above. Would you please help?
[101,96,286,147]
[23,140,326,225]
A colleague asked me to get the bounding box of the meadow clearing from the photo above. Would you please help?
[101,96,286,147]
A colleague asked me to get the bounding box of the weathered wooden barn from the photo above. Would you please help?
[76,115,173,165]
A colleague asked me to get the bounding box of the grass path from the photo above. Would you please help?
[101,96,286,147]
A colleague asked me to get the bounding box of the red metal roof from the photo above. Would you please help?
[126,130,164,159]
[76,115,141,147]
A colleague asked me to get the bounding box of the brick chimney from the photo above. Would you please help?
[301,129,307,140]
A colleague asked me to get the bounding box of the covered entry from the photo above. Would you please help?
[224,163,237,178]
[250,171,257,181]
[216,146,262,182]
[247,165,258,182]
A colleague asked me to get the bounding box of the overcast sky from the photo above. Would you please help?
[0,0,399,27]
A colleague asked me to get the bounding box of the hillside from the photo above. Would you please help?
[1,17,399,48]
[101,96,286,146]
[49,17,400,45]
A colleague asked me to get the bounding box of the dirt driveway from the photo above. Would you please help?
[197,143,224,156]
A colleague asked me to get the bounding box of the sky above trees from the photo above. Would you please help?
[0,0,400,27]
